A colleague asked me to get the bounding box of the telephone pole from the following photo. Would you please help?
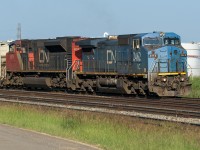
[17,23,21,40]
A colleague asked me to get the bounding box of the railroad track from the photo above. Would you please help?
[0,89,200,124]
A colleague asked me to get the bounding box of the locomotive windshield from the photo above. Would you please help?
[143,37,161,46]
[164,38,180,45]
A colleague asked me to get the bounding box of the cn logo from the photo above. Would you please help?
[39,48,49,63]
[107,50,116,64]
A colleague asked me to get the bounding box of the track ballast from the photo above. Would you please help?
[0,89,199,125]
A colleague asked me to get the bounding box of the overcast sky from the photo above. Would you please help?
[0,0,199,42]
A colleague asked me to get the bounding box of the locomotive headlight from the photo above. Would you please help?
[149,52,158,59]
[161,77,167,82]
[180,53,187,57]
[180,77,185,82]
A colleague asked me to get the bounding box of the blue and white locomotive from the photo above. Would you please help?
[74,32,191,97]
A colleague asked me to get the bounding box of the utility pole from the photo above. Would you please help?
[17,23,21,40]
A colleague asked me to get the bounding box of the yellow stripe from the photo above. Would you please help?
[158,72,186,76]
[76,71,146,76]
[76,71,186,76]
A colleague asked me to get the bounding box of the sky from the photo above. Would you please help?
[0,0,199,42]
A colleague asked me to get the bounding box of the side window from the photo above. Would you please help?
[133,39,140,49]
[175,39,180,45]
[9,45,15,52]
[16,44,21,51]
[164,39,169,45]
[171,40,175,45]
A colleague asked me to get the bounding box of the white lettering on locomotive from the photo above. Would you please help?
[132,51,141,62]
[133,51,141,69]
[39,49,49,63]
[107,50,116,64]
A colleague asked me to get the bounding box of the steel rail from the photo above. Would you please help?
[0,89,200,120]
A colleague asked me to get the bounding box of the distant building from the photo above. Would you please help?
[182,42,200,77]
[0,41,12,77]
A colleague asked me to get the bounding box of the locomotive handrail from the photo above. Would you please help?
[149,60,158,73]
[187,63,193,80]
[149,59,187,73]
[66,60,80,81]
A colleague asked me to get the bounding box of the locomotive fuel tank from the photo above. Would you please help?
[23,77,51,89]
[98,78,117,87]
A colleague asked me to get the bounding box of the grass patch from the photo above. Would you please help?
[187,77,200,98]
[0,103,200,150]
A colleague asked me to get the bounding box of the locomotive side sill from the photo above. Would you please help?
[158,72,186,76]
[76,71,147,77]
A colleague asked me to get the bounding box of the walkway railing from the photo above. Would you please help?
[66,60,80,81]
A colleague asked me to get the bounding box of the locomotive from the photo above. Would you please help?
[5,36,84,89]
[3,32,191,97]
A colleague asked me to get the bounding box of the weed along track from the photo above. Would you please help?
[0,89,200,125]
